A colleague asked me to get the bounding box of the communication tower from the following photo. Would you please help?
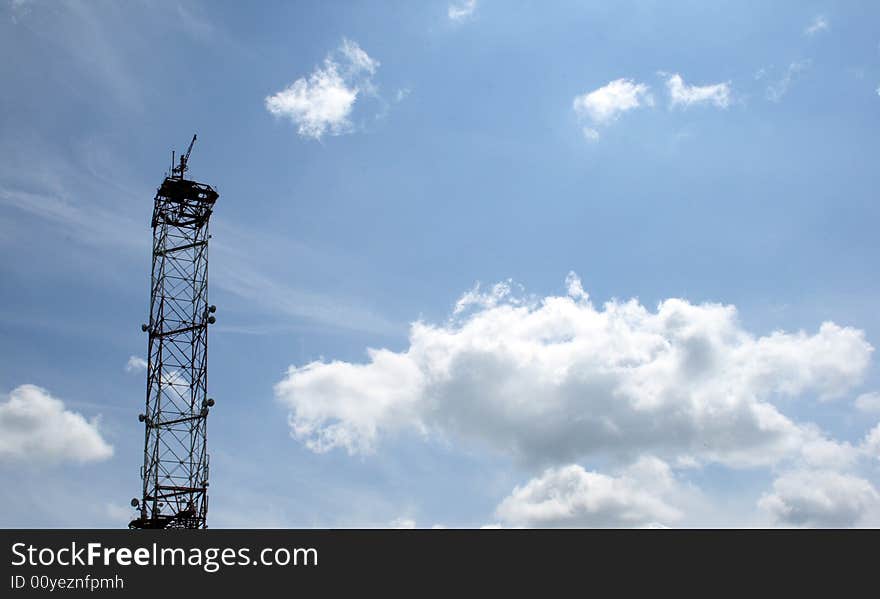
[130,135,219,529]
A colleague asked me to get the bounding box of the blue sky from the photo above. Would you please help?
[1,0,880,528]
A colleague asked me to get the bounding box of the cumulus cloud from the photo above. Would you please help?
[665,73,731,109]
[766,60,811,102]
[759,469,879,527]
[125,355,147,373]
[496,457,683,528]
[448,0,477,22]
[573,79,653,126]
[275,274,871,469]
[0,385,113,464]
[804,16,829,36]
[265,38,379,139]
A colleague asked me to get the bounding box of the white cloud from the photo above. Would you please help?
[496,457,683,528]
[665,73,731,109]
[275,274,871,468]
[0,385,113,464]
[855,392,880,413]
[573,79,653,125]
[448,0,477,22]
[759,470,879,527]
[804,16,829,36]
[265,39,379,139]
[265,62,354,139]
[766,60,811,102]
[125,355,147,373]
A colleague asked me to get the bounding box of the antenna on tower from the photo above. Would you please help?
[171,134,198,179]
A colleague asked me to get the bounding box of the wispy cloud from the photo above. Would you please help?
[581,127,600,142]
[174,3,215,41]
[804,15,829,36]
[765,60,811,102]
[8,0,32,23]
[665,73,732,109]
[448,0,477,22]
[339,38,380,77]
[0,186,145,254]
[0,138,399,337]
[213,256,399,336]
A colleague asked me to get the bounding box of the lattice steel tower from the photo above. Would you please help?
[130,135,219,529]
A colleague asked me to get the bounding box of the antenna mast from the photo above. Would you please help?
[172,134,197,179]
